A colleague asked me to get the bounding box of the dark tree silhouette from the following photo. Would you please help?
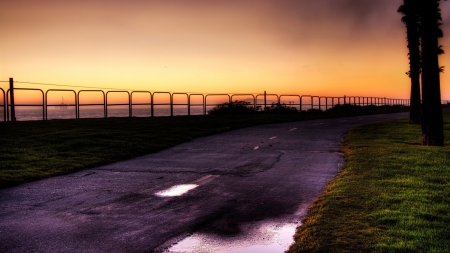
[398,0,422,124]
[208,100,259,115]
[419,0,444,146]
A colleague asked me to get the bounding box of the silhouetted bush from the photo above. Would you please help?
[324,104,408,113]
[263,103,299,114]
[325,104,366,113]
[306,108,323,114]
[208,100,260,115]
[209,101,407,116]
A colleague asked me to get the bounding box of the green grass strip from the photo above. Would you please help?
[1,111,402,188]
[288,112,450,253]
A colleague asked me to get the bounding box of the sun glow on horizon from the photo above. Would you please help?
[1,0,449,101]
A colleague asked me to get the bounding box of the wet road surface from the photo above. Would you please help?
[0,112,408,253]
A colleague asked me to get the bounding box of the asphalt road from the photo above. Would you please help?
[0,112,409,253]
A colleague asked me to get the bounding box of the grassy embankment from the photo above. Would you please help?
[288,112,450,253]
[0,109,402,188]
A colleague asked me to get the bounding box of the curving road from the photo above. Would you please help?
[0,112,408,253]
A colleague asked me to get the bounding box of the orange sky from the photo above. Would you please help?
[1,0,449,99]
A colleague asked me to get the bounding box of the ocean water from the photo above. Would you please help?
[0,105,209,122]
[0,94,334,122]
[0,100,329,122]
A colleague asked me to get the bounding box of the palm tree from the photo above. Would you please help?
[419,0,444,146]
[398,0,422,124]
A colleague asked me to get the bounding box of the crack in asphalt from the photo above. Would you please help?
[225,151,284,177]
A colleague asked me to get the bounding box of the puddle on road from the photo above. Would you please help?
[166,221,298,253]
[155,184,199,197]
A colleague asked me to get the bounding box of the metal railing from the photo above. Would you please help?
[172,93,188,116]
[106,91,131,118]
[78,90,106,119]
[256,93,278,109]
[205,94,231,114]
[0,87,5,122]
[0,79,423,122]
[6,88,45,121]
[131,91,152,117]
[188,94,205,115]
[45,89,77,120]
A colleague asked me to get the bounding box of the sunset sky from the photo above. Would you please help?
[1,0,449,99]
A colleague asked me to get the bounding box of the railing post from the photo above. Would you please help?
[264,91,267,111]
[105,92,109,117]
[188,95,191,116]
[318,97,321,111]
[343,96,346,112]
[129,92,132,118]
[170,93,173,117]
[9,78,16,121]
[151,93,154,117]
[203,96,206,115]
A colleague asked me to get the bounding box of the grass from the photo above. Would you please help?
[287,112,450,253]
[0,109,403,188]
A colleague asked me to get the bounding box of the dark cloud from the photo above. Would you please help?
[2,0,444,51]
[274,0,403,31]
[236,0,403,49]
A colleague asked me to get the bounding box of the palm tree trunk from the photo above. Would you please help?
[399,0,422,124]
[420,0,444,146]
[409,68,421,124]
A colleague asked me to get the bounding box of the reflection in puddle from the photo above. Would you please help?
[169,237,200,252]
[155,184,199,197]
[167,222,298,253]
[227,244,286,253]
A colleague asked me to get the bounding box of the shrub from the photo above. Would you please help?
[208,100,259,115]
[263,103,299,114]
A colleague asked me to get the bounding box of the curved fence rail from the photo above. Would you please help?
[7,88,45,121]
[45,89,77,120]
[0,87,5,122]
[78,90,106,119]
[2,79,444,122]
[106,91,131,118]
[130,91,152,118]
[188,94,205,115]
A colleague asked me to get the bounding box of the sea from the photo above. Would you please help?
[0,105,209,122]
[0,97,320,122]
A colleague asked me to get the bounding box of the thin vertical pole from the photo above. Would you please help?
[9,78,16,122]
[203,96,206,115]
[264,91,267,111]
[170,93,173,117]
[318,97,321,112]
[188,95,191,116]
[129,92,132,118]
[342,95,346,113]
[151,93,154,117]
